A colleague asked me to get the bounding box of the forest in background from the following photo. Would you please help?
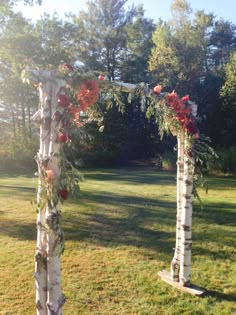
[1,0,236,171]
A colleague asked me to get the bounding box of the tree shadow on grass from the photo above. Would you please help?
[0,219,36,241]
[0,184,177,261]
[84,168,176,185]
[1,185,235,261]
[194,202,236,227]
[62,188,236,261]
[206,175,236,191]
[194,245,234,260]
[63,190,177,260]
[0,168,36,178]
[1,169,235,263]
[0,184,36,200]
[0,185,36,192]
[204,290,236,303]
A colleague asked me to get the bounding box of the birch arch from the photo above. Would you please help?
[23,64,207,314]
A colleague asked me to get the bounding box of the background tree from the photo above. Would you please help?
[148,0,236,152]
[149,0,213,95]
[34,14,74,66]
[218,52,236,146]
[0,5,74,165]
[67,0,158,165]
[1,0,236,170]
[70,0,135,79]
[120,5,155,83]
[0,9,39,162]
[148,20,180,89]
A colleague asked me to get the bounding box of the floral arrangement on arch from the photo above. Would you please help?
[57,63,198,143]
[151,84,199,139]
[36,63,213,210]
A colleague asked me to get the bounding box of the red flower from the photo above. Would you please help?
[184,150,193,158]
[98,74,105,80]
[181,95,190,102]
[73,111,83,127]
[45,169,56,180]
[186,120,198,135]
[60,63,74,72]
[57,132,68,143]
[67,106,83,126]
[58,94,70,108]
[58,189,68,200]
[77,80,99,111]
[165,92,178,107]
[166,92,198,136]
[153,84,162,94]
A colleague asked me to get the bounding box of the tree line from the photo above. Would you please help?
[0,0,236,168]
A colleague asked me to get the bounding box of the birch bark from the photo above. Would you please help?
[45,78,66,314]
[35,82,51,314]
[31,71,66,314]
[35,181,47,314]
[170,131,184,281]
[179,134,193,286]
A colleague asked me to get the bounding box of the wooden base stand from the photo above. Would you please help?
[158,270,205,296]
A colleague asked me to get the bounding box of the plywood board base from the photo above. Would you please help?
[158,270,205,296]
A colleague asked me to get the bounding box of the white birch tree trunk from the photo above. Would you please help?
[35,180,47,313]
[114,83,196,286]
[179,133,193,286]
[31,71,66,314]
[35,84,51,314]
[170,131,184,281]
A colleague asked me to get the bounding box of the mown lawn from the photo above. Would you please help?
[0,168,235,315]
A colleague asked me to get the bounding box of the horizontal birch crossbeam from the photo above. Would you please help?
[114,81,137,91]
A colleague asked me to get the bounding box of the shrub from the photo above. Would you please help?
[161,150,177,171]
[210,146,236,174]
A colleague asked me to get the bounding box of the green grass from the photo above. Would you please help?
[0,168,236,315]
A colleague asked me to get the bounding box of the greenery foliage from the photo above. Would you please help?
[210,146,236,174]
[161,150,177,171]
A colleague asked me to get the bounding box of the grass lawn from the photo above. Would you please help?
[0,168,235,315]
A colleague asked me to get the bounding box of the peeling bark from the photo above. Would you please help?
[171,131,184,281]
[31,70,66,315]
[179,135,193,286]
[35,103,48,314]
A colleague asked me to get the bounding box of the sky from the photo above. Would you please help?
[15,0,236,24]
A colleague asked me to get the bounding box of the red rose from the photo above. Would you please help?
[57,132,68,143]
[186,121,198,135]
[58,189,68,200]
[98,74,105,80]
[58,94,70,108]
[77,80,99,111]
[165,92,178,107]
[181,95,190,102]
[153,84,162,94]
